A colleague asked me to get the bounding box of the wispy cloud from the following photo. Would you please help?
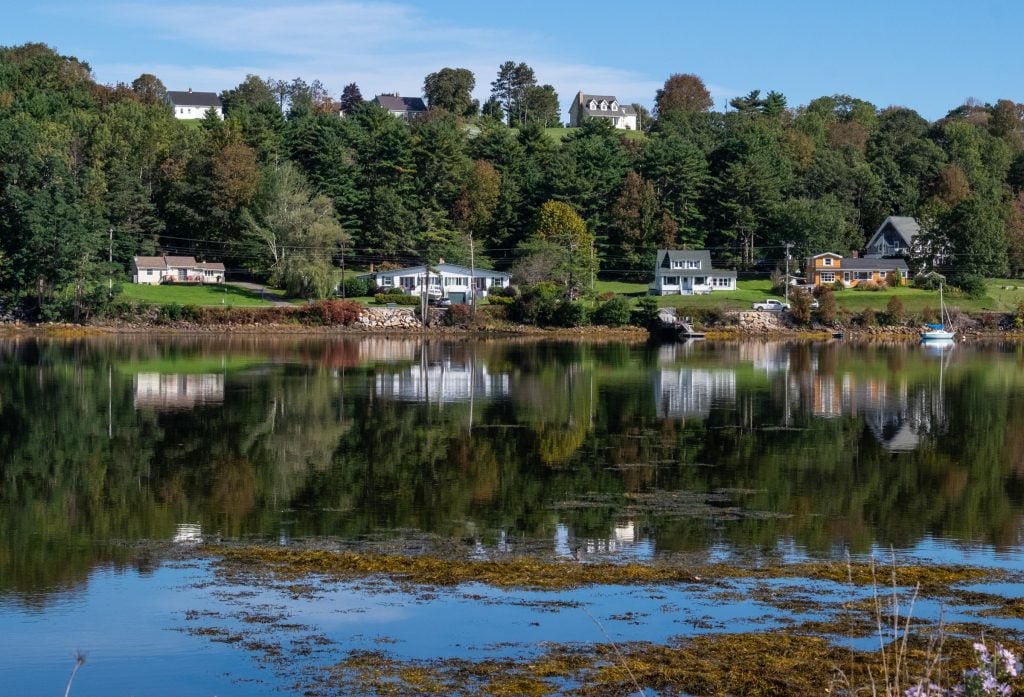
[99,1,671,114]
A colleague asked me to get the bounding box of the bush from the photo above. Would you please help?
[597,291,616,302]
[553,300,590,327]
[914,271,945,290]
[501,285,519,298]
[443,304,473,327]
[631,297,660,329]
[817,288,837,325]
[509,282,561,325]
[920,306,937,324]
[832,280,846,292]
[485,294,513,306]
[789,289,813,325]
[374,293,419,305]
[952,273,987,299]
[339,276,370,298]
[306,299,363,325]
[885,296,906,326]
[591,296,632,327]
[859,307,877,326]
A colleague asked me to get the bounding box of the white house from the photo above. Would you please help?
[365,262,510,303]
[132,256,225,284]
[166,89,224,120]
[650,250,737,295]
[568,92,638,130]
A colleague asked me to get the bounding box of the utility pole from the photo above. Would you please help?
[784,241,792,304]
[340,241,346,298]
[108,227,113,296]
[469,235,476,313]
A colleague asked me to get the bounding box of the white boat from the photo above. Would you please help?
[921,284,955,343]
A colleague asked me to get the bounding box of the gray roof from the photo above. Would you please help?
[371,263,509,278]
[872,216,921,246]
[654,249,736,277]
[807,254,908,271]
[374,94,427,113]
[166,91,222,108]
[578,92,634,117]
[133,255,224,270]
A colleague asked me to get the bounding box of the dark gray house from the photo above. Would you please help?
[373,93,427,120]
[864,216,920,258]
[650,250,737,296]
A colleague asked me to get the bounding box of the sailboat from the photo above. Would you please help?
[921,283,955,343]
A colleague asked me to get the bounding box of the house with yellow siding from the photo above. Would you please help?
[805,253,908,288]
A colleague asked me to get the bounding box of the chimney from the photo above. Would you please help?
[188,87,192,94]
[438,257,445,264]
[852,250,859,258]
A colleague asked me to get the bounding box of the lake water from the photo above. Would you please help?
[3,335,1024,694]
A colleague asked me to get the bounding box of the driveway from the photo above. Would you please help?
[226,281,294,307]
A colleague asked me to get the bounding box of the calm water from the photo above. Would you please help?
[3,335,1024,693]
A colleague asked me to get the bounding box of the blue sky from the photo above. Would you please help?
[3,0,1022,120]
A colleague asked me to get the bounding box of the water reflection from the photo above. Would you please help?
[2,336,1024,601]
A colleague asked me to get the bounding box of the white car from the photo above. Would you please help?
[752,299,790,311]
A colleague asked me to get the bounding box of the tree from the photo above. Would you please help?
[423,68,478,118]
[130,73,167,105]
[490,61,536,126]
[630,103,652,132]
[945,194,1008,277]
[242,163,350,298]
[611,171,660,278]
[521,201,595,296]
[641,133,709,246]
[339,82,363,114]
[521,84,560,127]
[654,73,712,117]
[220,75,277,114]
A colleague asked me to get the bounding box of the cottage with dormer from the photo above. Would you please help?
[569,91,638,130]
[373,93,427,120]
[650,250,736,295]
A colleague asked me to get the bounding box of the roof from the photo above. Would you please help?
[806,255,908,271]
[870,216,921,247]
[133,256,224,271]
[166,91,222,108]
[654,249,736,276]
[373,263,510,278]
[374,94,427,113]
[577,92,634,117]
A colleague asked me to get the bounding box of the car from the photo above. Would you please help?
[428,296,452,308]
[752,299,790,311]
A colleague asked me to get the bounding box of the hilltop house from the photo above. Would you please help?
[373,93,427,120]
[805,253,908,288]
[864,216,921,258]
[650,250,736,295]
[132,256,225,284]
[166,89,223,120]
[364,262,510,304]
[568,92,638,130]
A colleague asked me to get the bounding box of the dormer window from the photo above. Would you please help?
[610,101,618,110]
[587,100,597,110]
[599,101,608,110]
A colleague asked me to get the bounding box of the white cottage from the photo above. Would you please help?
[568,92,638,130]
[132,256,225,284]
[366,263,510,304]
[650,250,736,295]
[166,89,224,120]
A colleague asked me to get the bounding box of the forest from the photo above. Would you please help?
[1,42,1024,319]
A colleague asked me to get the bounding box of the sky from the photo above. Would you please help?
[3,0,1023,120]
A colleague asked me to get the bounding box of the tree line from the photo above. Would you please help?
[1,42,1023,319]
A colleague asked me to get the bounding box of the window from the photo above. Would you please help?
[843,272,850,282]
[823,257,833,266]
[694,277,705,286]
[146,269,153,276]
[856,271,871,281]
[687,260,700,269]
[821,272,835,283]
[491,277,505,287]
[600,101,608,110]
[400,276,415,290]
[664,276,679,285]
[672,261,683,269]
[714,277,731,287]
[610,101,618,110]
[587,100,596,110]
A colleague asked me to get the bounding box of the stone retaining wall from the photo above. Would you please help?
[356,307,421,329]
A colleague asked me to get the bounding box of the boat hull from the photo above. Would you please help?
[921,329,955,342]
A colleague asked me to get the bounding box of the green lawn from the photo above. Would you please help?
[118,283,284,307]
[593,277,1024,314]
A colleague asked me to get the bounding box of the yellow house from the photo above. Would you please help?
[805,253,909,288]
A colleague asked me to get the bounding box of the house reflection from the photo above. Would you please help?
[554,521,654,560]
[134,373,224,410]
[655,369,737,418]
[374,356,510,404]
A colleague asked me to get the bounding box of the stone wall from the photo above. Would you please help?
[356,307,421,329]
[732,311,792,333]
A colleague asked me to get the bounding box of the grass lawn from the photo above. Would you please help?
[594,277,1024,314]
[118,283,284,307]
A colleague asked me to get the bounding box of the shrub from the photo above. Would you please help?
[307,299,363,325]
[553,300,590,327]
[509,282,561,325]
[443,304,473,327]
[789,289,813,326]
[374,293,419,305]
[597,291,616,302]
[592,296,632,327]
[859,307,877,326]
[1015,301,1024,330]
[817,288,837,325]
[631,297,660,329]
[832,280,846,292]
[485,294,513,306]
[885,296,905,326]
[914,271,945,290]
[920,306,937,324]
[952,273,987,299]
[339,276,370,298]
[501,285,519,298]
[157,303,184,323]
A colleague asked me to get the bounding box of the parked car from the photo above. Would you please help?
[429,296,452,308]
[752,299,790,311]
